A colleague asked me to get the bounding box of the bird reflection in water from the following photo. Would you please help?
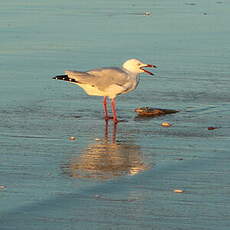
[66,122,150,180]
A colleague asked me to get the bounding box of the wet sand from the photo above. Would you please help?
[1,0,230,229]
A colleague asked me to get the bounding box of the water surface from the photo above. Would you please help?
[1,0,230,229]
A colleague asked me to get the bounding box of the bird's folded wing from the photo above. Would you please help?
[65,68,129,91]
[88,68,129,91]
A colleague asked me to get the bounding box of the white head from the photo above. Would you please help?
[122,58,156,75]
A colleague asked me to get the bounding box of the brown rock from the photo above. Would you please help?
[135,107,179,117]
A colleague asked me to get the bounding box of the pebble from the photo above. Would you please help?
[161,122,172,127]
[144,11,151,16]
[173,189,184,193]
[69,136,76,141]
[95,138,101,141]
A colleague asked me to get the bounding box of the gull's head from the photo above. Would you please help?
[122,58,157,75]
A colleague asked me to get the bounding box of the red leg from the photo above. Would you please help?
[111,98,118,123]
[103,96,109,120]
[103,97,113,120]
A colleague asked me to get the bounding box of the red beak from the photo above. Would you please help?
[140,64,157,75]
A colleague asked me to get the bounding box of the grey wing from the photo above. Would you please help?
[88,68,129,91]
[64,70,98,85]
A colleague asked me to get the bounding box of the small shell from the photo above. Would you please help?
[69,136,76,141]
[173,189,184,193]
[161,122,172,127]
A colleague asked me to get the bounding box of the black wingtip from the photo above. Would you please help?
[52,75,77,83]
[53,75,68,80]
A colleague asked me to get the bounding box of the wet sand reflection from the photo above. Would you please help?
[66,122,150,180]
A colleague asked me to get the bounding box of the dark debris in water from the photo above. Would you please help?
[94,195,138,202]
[185,3,197,6]
[207,127,220,130]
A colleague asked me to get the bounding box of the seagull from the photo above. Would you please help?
[53,58,157,123]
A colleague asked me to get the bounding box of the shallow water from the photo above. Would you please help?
[1,0,230,229]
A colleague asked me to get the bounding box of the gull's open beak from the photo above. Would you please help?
[140,64,157,75]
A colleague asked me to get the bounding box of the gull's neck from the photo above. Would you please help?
[122,67,140,77]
